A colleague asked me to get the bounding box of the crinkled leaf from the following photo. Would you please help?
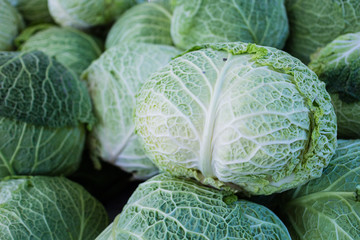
[0,176,108,240]
[97,174,291,240]
[0,51,94,128]
[0,117,85,177]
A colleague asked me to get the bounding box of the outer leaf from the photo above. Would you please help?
[83,43,179,178]
[0,176,108,240]
[284,140,360,240]
[106,3,173,49]
[48,0,134,29]
[7,0,53,24]
[134,42,337,195]
[96,174,291,240]
[19,25,102,76]
[171,0,289,50]
[0,117,85,177]
[0,0,24,51]
[0,51,94,128]
[285,0,360,63]
[308,32,360,138]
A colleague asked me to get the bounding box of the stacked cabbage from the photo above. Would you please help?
[0,51,94,177]
[2,0,360,239]
[0,2,109,235]
[170,0,289,50]
[106,0,290,50]
[83,1,340,239]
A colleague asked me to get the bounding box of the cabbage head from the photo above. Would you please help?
[7,0,53,24]
[83,43,179,179]
[309,32,360,138]
[0,0,24,51]
[96,174,291,240]
[48,0,134,29]
[285,0,360,63]
[171,0,289,50]
[283,139,360,239]
[0,176,108,239]
[0,51,94,177]
[18,25,102,76]
[106,3,173,49]
[134,42,337,195]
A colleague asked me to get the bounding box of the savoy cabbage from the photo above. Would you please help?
[0,176,108,239]
[0,51,94,177]
[309,32,360,138]
[17,25,102,76]
[171,0,289,50]
[134,42,337,195]
[83,42,179,178]
[48,0,134,29]
[106,2,173,49]
[285,0,360,63]
[7,0,52,24]
[96,174,291,240]
[0,0,23,51]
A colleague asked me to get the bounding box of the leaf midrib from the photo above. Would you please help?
[199,53,232,177]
